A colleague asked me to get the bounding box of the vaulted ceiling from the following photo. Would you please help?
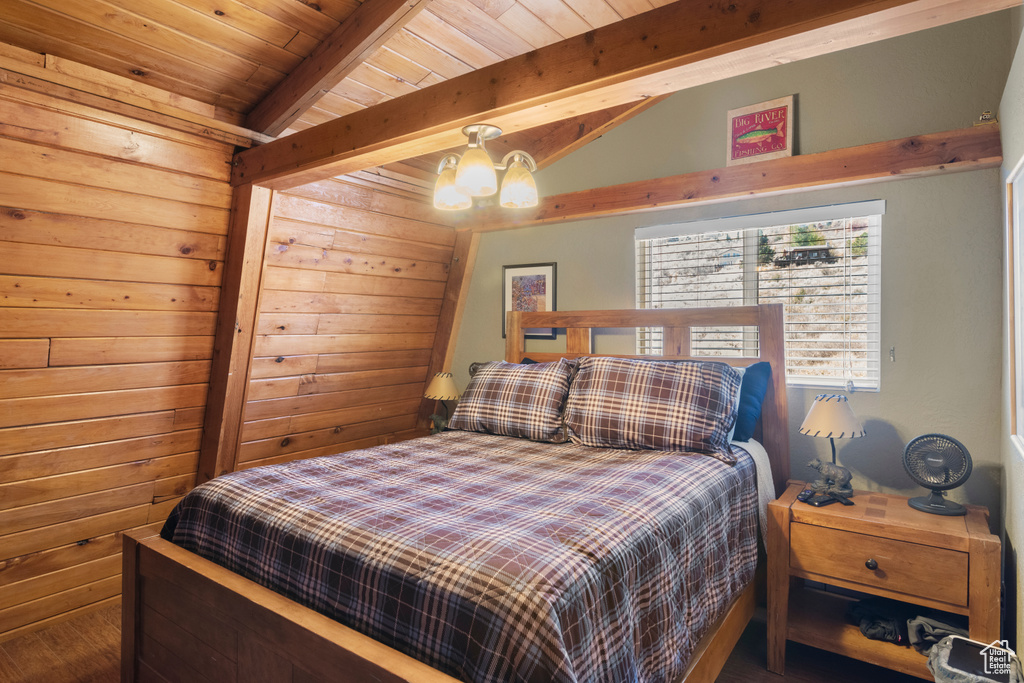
[0,0,1017,199]
[1,0,673,197]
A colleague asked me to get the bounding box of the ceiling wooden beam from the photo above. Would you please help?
[232,0,1015,190]
[449,124,1002,231]
[245,0,432,137]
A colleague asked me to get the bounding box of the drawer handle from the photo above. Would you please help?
[865,559,878,571]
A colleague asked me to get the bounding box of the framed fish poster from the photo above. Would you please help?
[502,262,556,339]
[727,95,794,166]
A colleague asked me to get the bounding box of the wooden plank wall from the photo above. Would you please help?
[234,178,454,470]
[0,82,234,639]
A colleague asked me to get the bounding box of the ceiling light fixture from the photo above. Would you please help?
[434,124,538,211]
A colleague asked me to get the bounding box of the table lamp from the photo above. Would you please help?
[799,393,865,497]
[424,372,459,433]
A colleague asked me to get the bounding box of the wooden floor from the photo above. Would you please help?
[0,603,924,683]
[0,602,120,683]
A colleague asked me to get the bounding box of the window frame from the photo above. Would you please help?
[635,201,884,391]
[1008,156,1024,451]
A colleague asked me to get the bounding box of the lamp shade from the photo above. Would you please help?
[433,162,472,210]
[455,146,497,197]
[434,125,537,210]
[799,394,865,439]
[424,372,459,400]
[499,157,538,208]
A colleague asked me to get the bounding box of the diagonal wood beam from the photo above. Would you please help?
[492,95,669,170]
[417,229,479,428]
[198,184,275,482]
[246,0,432,136]
[387,96,668,184]
[461,96,670,170]
[450,125,1002,232]
[232,0,1015,190]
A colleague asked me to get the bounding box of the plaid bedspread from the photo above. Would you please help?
[163,431,757,683]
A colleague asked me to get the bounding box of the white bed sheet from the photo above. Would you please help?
[733,437,776,544]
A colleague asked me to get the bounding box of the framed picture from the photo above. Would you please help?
[727,95,794,166]
[502,263,556,339]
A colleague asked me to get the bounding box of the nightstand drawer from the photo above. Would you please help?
[789,522,969,606]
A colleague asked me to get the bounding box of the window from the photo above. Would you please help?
[636,202,883,390]
[1010,159,1024,443]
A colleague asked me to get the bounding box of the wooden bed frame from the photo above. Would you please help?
[122,305,789,683]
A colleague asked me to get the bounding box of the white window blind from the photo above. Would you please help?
[635,202,882,391]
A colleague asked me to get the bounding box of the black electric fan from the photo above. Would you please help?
[902,434,972,516]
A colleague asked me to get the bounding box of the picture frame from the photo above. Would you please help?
[502,263,556,339]
[727,95,794,166]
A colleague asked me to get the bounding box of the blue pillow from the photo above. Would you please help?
[732,361,772,442]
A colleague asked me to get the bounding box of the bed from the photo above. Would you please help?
[121,305,790,683]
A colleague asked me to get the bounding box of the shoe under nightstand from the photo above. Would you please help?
[766,481,1001,680]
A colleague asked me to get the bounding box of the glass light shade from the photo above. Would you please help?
[455,146,497,197]
[499,159,538,208]
[433,164,472,210]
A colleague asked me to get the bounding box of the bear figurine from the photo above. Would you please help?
[807,457,853,497]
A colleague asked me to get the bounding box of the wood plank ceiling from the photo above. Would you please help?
[0,0,668,198]
[0,0,1017,200]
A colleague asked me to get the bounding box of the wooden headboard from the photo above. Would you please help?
[505,305,790,495]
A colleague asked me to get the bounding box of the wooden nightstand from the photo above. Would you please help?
[767,482,1001,680]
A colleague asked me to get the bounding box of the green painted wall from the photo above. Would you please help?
[535,13,1011,195]
[451,11,1013,531]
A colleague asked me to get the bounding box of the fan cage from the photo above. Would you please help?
[902,433,972,491]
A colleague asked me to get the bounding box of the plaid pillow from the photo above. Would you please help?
[447,359,575,441]
[563,356,742,461]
